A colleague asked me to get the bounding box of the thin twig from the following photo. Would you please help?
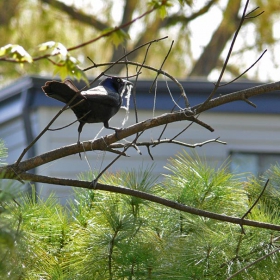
[132,39,154,136]
[226,247,280,280]
[48,119,79,131]
[109,137,226,150]
[170,114,200,141]
[217,49,267,87]
[67,6,159,51]
[48,110,91,131]
[90,131,143,187]
[198,0,252,110]
[146,145,154,160]
[84,60,186,104]
[0,5,159,64]
[242,179,269,220]
[240,179,269,234]
[242,96,256,108]
[150,40,175,91]
[81,36,168,91]
[16,37,167,165]
[103,72,140,80]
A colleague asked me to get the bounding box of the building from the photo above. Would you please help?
[0,76,279,202]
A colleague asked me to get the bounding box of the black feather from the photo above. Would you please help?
[42,77,132,142]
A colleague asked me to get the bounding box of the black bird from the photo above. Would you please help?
[42,77,133,142]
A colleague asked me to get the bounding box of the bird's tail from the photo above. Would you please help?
[42,80,82,105]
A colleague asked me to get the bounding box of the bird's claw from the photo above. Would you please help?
[114,128,123,140]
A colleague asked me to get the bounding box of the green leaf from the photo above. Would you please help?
[0,44,33,63]
[0,45,10,56]
[148,0,173,19]
[38,41,88,83]
[158,5,168,18]
[102,28,130,47]
[37,41,56,51]
[112,29,130,47]
[53,55,88,84]
[37,41,68,59]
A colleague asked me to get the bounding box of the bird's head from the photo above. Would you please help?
[100,77,133,94]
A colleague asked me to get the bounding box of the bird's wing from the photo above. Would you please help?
[81,86,121,106]
[42,80,83,104]
[64,80,79,92]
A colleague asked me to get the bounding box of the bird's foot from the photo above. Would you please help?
[77,140,82,160]
[113,128,122,140]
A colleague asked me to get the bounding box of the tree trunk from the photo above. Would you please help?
[108,0,138,74]
[189,0,242,77]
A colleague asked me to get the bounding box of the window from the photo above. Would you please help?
[230,152,280,177]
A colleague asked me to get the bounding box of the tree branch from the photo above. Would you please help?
[7,172,280,232]
[241,179,269,220]
[40,0,108,30]
[84,60,189,107]
[67,5,158,52]
[2,80,279,175]
[109,138,226,150]
[193,81,280,114]
[226,247,280,280]
[163,0,218,27]
[120,0,219,67]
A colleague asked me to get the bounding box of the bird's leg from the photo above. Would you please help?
[104,120,122,139]
[77,122,85,144]
[77,122,85,159]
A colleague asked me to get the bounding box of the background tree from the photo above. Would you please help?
[0,0,279,85]
[1,0,280,278]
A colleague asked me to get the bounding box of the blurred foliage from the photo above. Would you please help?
[0,139,7,164]
[0,0,279,86]
[1,151,280,279]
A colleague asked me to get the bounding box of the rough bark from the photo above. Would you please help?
[189,0,242,77]
[0,0,21,25]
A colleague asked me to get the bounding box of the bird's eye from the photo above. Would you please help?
[117,78,121,83]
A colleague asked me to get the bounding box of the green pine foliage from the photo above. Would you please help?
[1,151,280,279]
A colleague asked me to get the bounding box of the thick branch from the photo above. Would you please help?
[10,172,280,232]
[193,81,280,114]
[2,81,280,175]
[40,0,108,30]
[163,0,218,27]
